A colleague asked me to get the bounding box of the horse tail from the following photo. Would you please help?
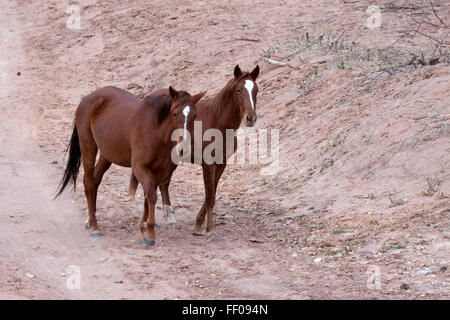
[54,125,81,199]
[128,172,139,197]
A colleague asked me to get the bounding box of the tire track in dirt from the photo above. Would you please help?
[0,1,158,299]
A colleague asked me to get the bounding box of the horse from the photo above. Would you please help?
[129,65,260,239]
[55,85,205,246]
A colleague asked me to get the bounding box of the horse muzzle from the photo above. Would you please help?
[176,140,191,158]
[246,114,257,127]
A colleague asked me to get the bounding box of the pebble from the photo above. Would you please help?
[417,267,436,275]
[314,257,322,263]
[400,283,410,290]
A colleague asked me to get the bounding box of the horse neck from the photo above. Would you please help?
[211,86,243,131]
[160,120,178,143]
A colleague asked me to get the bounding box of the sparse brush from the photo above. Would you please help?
[320,158,335,173]
[423,177,443,196]
[389,196,408,207]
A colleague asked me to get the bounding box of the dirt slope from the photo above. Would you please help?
[0,0,448,299]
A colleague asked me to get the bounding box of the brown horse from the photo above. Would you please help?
[130,65,260,239]
[55,85,204,246]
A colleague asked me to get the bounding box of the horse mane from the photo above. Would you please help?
[209,72,251,115]
[143,90,191,124]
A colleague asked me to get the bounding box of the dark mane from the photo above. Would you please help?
[210,72,251,115]
[143,90,191,124]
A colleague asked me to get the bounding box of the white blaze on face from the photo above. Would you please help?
[182,105,190,140]
[244,80,255,110]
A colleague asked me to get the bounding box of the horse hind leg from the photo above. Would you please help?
[81,146,99,236]
[193,203,206,236]
[83,154,111,237]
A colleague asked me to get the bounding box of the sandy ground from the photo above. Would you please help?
[0,0,449,299]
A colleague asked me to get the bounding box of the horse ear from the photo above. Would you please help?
[192,91,206,104]
[250,65,260,80]
[169,86,178,99]
[234,65,242,79]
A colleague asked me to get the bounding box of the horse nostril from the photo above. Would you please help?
[253,115,257,122]
[246,115,251,122]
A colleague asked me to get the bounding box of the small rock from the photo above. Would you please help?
[51,161,58,164]
[314,257,322,263]
[417,267,436,275]
[440,266,447,273]
[400,283,410,290]
[25,273,35,278]
[291,253,298,258]
[17,72,21,76]
[358,245,378,255]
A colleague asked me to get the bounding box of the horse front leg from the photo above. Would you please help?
[139,200,148,235]
[206,164,226,239]
[159,163,177,228]
[194,164,222,240]
[133,164,158,247]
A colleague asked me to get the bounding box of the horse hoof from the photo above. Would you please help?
[140,237,155,247]
[84,223,91,230]
[90,230,103,238]
[207,234,219,241]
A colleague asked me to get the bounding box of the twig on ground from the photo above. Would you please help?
[233,38,261,42]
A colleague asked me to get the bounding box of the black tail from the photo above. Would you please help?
[54,125,82,199]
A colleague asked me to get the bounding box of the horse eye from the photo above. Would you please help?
[236,89,241,94]
[173,112,177,117]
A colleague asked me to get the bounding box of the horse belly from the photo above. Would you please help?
[91,118,132,167]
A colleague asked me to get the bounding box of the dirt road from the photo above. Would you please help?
[0,1,329,300]
[1,0,448,299]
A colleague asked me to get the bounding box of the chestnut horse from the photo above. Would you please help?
[130,65,260,239]
[55,85,204,246]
